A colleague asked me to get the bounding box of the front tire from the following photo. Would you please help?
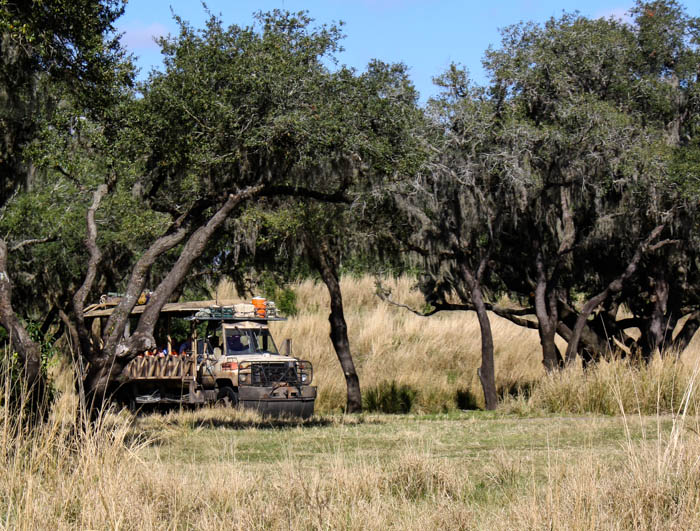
[216,386,239,408]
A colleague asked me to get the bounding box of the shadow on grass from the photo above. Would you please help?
[171,416,336,431]
[126,408,386,444]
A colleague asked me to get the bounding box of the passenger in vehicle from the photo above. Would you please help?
[226,332,250,353]
[178,339,192,355]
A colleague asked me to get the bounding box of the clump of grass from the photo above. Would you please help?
[363,380,417,413]
[455,388,480,410]
[522,356,697,415]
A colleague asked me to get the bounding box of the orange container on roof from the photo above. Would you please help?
[251,297,267,318]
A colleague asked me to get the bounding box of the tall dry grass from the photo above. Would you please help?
[256,275,556,412]
[3,368,700,529]
[505,360,700,530]
[2,273,700,529]
[225,275,700,415]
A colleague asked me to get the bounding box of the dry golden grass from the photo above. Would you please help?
[248,275,700,414]
[3,391,700,529]
[3,274,700,529]
[262,275,557,412]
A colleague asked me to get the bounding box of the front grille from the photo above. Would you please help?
[249,362,298,386]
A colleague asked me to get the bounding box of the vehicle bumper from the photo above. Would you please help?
[238,385,317,418]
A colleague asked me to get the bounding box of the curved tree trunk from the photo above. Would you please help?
[83,185,263,403]
[459,260,497,410]
[308,237,362,413]
[0,238,46,415]
[72,185,109,360]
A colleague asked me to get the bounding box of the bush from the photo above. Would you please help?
[259,274,299,317]
[525,357,697,415]
[456,388,479,410]
[363,381,417,414]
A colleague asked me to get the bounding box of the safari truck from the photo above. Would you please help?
[83,298,316,418]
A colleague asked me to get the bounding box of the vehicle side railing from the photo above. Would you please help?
[126,354,196,380]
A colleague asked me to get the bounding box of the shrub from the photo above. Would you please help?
[363,381,417,413]
[259,274,299,317]
[456,388,479,410]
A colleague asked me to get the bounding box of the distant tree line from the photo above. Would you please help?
[0,0,697,415]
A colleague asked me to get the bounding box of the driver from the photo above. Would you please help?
[227,332,249,352]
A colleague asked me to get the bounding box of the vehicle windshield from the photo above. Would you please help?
[223,328,278,355]
[253,329,278,354]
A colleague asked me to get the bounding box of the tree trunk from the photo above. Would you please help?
[73,185,108,359]
[308,238,362,413]
[459,260,497,410]
[534,251,562,371]
[0,238,46,414]
[564,225,665,365]
[647,269,670,358]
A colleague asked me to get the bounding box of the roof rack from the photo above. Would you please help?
[83,297,286,321]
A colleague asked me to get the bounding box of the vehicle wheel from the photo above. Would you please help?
[124,387,142,415]
[216,386,239,408]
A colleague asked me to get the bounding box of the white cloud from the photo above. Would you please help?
[595,6,633,23]
[119,22,169,50]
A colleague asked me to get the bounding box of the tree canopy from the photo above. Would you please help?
[1,0,699,415]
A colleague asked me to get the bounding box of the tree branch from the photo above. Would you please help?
[72,184,108,359]
[9,237,56,252]
[261,185,352,204]
[375,277,538,328]
[564,224,666,365]
[128,184,264,355]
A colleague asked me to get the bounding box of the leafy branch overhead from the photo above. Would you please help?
[0,0,699,418]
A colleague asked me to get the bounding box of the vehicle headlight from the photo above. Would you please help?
[301,373,308,383]
[240,374,247,382]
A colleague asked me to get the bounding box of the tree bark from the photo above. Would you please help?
[564,225,665,365]
[72,185,108,359]
[459,259,497,410]
[646,268,670,359]
[534,250,562,371]
[308,237,362,413]
[0,238,46,411]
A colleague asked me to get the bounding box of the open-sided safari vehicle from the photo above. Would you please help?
[83,298,316,418]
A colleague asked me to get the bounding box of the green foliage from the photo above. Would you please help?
[411,0,700,365]
[25,321,60,378]
[363,381,417,414]
[258,273,299,317]
[0,324,57,411]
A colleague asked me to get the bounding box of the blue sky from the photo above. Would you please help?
[117,0,637,101]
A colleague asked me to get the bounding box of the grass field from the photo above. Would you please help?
[4,403,698,530]
[3,274,700,529]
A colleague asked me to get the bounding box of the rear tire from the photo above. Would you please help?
[216,386,238,408]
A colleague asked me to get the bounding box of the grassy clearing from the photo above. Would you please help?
[2,401,697,530]
[3,274,700,529]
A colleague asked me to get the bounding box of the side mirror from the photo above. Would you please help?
[283,338,292,357]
